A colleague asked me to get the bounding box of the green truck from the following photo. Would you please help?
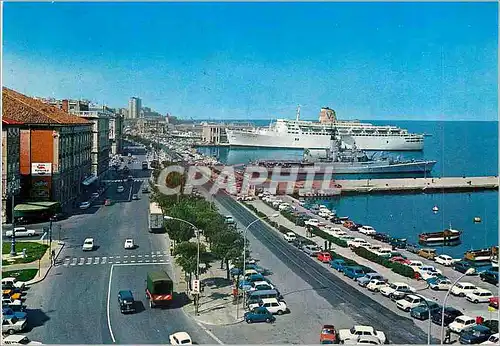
[145,270,174,308]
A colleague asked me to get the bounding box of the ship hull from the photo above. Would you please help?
[227,130,424,151]
[253,160,436,175]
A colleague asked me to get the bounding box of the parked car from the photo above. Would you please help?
[459,325,493,344]
[482,320,499,334]
[410,301,441,320]
[117,186,125,193]
[1,278,25,291]
[347,238,370,249]
[396,295,427,312]
[466,288,494,303]
[303,244,321,257]
[82,238,94,251]
[245,264,268,275]
[453,261,476,274]
[5,227,36,238]
[428,277,452,291]
[169,332,192,345]
[3,335,42,345]
[480,270,499,285]
[305,219,320,227]
[406,243,420,253]
[390,238,407,249]
[244,307,275,323]
[317,252,332,263]
[2,316,27,335]
[481,333,499,345]
[3,289,22,301]
[319,325,338,344]
[431,306,463,326]
[488,297,499,309]
[2,307,27,321]
[118,290,136,314]
[449,315,477,333]
[366,279,388,292]
[248,298,288,315]
[344,266,368,280]
[358,226,376,235]
[434,254,455,266]
[249,281,275,292]
[330,259,347,272]
[79,201,91,210]
[418,248,437,260]
[337,325,386,344]
[451,282,477,297]
[91,192,100,199]
[372,233,390,242]
[344,335,382,345]
[357,273,385,288]
[390,256,411,265]
[283,232,297,242]
[380,282,415,299]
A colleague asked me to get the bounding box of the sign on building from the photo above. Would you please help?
[32,163,52,176]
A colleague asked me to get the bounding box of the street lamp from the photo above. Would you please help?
[241,213,279,309]
[410,293,433,345]
[163,215,201,314]
[440,268,476,344]
[9,181,20,257]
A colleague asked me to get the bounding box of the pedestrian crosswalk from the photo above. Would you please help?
[61,251,170,267]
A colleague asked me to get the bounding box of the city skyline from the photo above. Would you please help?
[3,2,498,121]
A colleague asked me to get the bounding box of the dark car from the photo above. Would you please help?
[454,261,475,274]
[2,307,27,320]
[390,238,407,249]
[482,320,499,334]
[118,290,136,313]
[431,306,463,326]
[410,301,441,320]
[372,233,390,242]
[480,270,499,285]
[406,243,420,254]
[142,187,149,193]
[459,325,492,344]
[51,212,67,221]
[244,307,275,324]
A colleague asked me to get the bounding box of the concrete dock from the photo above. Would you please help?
[335,176,499,195]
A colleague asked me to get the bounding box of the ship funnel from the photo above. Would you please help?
[319,107,337,123]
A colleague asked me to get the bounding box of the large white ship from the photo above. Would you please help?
[226,107,424,151]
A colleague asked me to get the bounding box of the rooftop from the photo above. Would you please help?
[2,87,91,126]
[2,117,23,125]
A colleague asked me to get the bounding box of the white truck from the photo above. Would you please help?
[5,227,36,238]
[338,325,387,344]
[148,202,164,232]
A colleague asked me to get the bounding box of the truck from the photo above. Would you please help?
[148,202,164,233]
[145,270,174,308]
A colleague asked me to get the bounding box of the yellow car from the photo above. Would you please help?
[2,290,22,300]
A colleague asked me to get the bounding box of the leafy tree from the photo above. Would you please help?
[174,241,210,290]
[211,228,247,279]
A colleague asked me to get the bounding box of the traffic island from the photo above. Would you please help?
[2,241,49,265]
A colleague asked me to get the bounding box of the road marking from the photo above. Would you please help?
[102,257,107,264]
[195,321,224,344]
[78,258,85,266]
[109,256,114,259]
[107,266,116,343]
[163,251,168,255]
[153,259,157,262]
[86,258,92,265]
[138,255,142,258]
[64,258,70,266]
[131,255,135,258]
[123,260,128,263]
[123,255,128,258]
[158,254,163,257]
[115,256,120,259]
[152,254,156,258]
[71,258,77,266]
[94,257,99,264]
[131,260,136,263]
[115,261,121,264]
[145,254,149,257]
[156,251,161,255]
[138,260,143,263]
[128,185,133,201]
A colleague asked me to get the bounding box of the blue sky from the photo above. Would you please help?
[3,2,498,121]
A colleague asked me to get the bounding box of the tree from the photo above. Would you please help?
[211,228,247,279]
[174,241,210,291]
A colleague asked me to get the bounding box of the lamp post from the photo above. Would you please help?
[163,215,201,314]
[10,192,16,256]
[440,268,476,344]
[411,293,433,345]
[241,213,279,311]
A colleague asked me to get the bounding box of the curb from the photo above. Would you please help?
[194,316,245,326]
[26,242,65,286]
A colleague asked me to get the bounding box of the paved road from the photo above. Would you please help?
[23,154,216,344]
[212,192,434,344]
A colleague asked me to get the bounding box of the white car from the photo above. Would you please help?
[428,278,452,290]
[344,335,382,345]
[420,271,441,281]
[248,298,288,315]
[338,326,386,344]
[169,332,192,345]
[3,335,43,345]
[305,219,320,227]
[396,295,427,312]
[283,232,296,242]
[448,315,477,333]
[481,333,499,344]
[1,277,25,290]
[380,282,415,298]
[79,201,91,210]
[117,186,125,193]
[5,227,36,238]
[358,226,376,235]
[124,239,135,249]
[249,281,274,291]
[466,288,493,303]
[82,238,94,251]
[278,203,290,211]
[417,265,442,276]
[434,254,455,266]
[91,192,100,198]
[406,260,423,271]
[373,248,393,258]
[366,279,388,292]
[450,282,477,297]
[347,238,370,248]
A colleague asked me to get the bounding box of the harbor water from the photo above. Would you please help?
[197,120,499,258]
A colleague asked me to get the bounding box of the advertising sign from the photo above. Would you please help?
[32,163,52,176]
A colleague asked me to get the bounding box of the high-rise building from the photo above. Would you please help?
[128,97,142,119]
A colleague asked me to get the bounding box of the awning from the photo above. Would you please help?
[14,201,60,217]
[82,175,98,186]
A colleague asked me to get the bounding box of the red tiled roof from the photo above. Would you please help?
[2,117,23,125]
[2,87,91,126]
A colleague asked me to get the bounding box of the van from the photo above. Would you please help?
[246,289,280,306]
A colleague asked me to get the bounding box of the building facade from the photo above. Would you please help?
[3,87,93,212]
[2,118,22,223]
[35,97,91,113]
[128,97,142,119]
[109,113,123,155]
[72,109,110,179]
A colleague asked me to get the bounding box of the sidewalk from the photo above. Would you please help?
[2,240,65,285]
[170,241,244,326]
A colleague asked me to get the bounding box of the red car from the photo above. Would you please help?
[320,325,338,344]
[318,252,332,263]
[389,256,411,265]
[489,296,498,309]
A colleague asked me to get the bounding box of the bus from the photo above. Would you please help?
[148,202,164,232]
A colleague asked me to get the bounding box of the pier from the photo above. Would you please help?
[335,176,499,195]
